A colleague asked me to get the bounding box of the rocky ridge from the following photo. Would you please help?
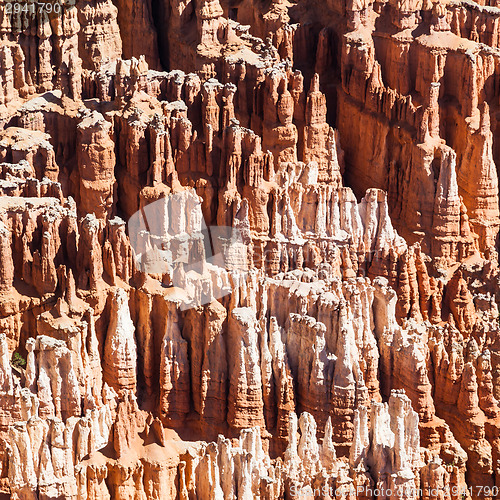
[2,0,500,498]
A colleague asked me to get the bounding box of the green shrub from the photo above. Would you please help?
[12,352,26,369]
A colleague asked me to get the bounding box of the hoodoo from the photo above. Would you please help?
[2,0,500,497]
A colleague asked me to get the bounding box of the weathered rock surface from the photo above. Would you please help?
[2,0,500,497]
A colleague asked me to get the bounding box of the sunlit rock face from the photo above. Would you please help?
[1,0,500,496]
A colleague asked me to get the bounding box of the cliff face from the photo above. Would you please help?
[2,0,500,497]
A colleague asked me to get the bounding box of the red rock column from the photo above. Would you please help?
[77,111,116,220]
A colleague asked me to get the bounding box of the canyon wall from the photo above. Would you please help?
[2,0,500,497]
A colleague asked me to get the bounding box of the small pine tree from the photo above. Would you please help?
[12,352,26,369]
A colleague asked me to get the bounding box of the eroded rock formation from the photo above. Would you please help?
[2,0,500,497]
